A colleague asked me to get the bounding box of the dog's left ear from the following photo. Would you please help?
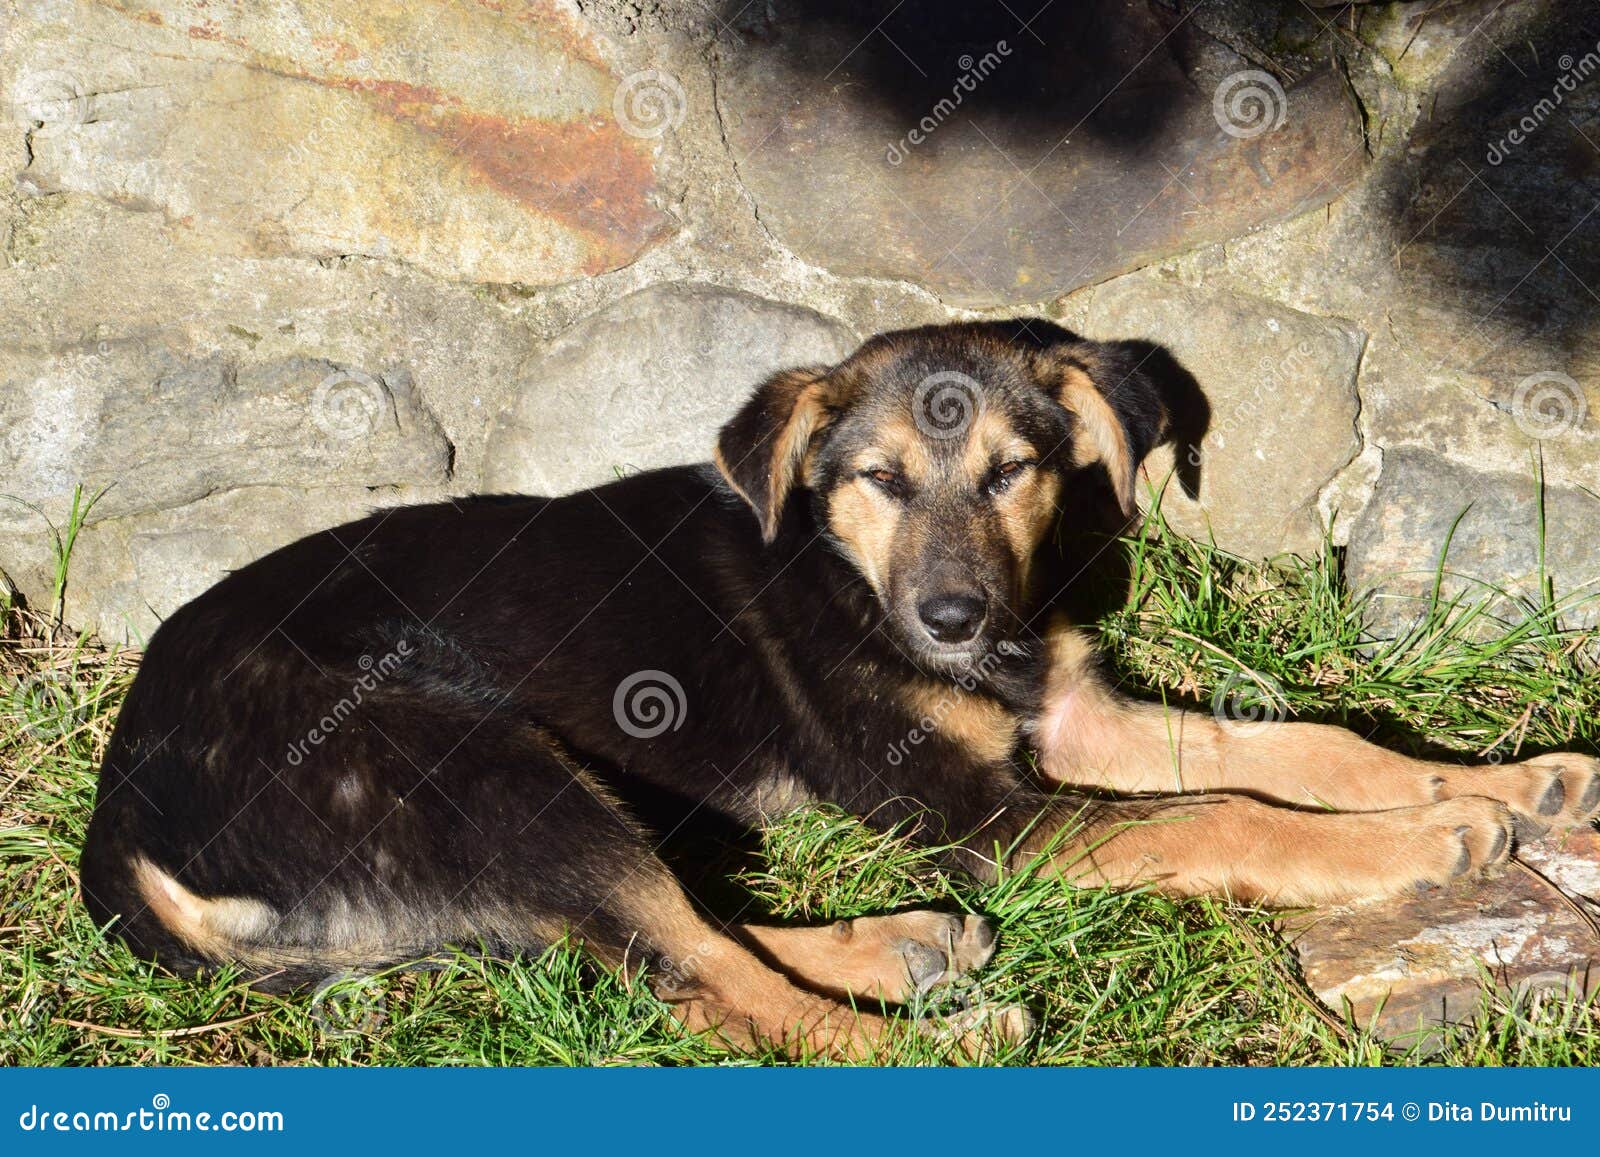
[1034,341,1171,518]
[715,367,840,543]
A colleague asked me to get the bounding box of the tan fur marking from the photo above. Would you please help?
[761,370,833,538]
[860,412,935,484]
[737,912,993,1005]
[959,409,1029,486]
[1035,793,1514,906]
[616,873,899,1059]
[826,481,900,598]
[617,876,1017,1056]
[1057,365,1136,515]
[996,469,1060,596]
[1029,620,1597,895]
[1031,620,1578,818]
[130,857,317,969]
[901,679,1017,764]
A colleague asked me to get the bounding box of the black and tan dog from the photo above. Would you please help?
[81,321,1600,1058]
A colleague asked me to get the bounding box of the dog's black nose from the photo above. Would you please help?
[917,593,987,643]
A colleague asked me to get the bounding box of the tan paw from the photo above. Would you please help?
[848,911,995,1002]
[891,911,996,997]
[924,1002,1035,1061]
[755,911,999,1005]
[1383,796,1514,891]
[1452,753,1600,834]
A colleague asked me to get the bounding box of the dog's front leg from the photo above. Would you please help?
[1032,622,1600,831]
[1020,791,1515,906]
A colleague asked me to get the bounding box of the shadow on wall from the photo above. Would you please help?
[717,0,1197,148]
[714,0,1600,365]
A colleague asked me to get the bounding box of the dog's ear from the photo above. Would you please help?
[715,367,839,542]
[1034,341,1170,518]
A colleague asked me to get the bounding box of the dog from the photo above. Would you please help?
[80,320,1600,1059]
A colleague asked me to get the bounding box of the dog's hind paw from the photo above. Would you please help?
[925,1002,1035,1061]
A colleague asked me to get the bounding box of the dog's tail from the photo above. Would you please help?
[131,857,399,973]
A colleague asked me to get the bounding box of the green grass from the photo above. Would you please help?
[3,517,1599,1067]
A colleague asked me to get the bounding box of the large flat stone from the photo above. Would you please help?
[484,282,856,495]
[715,3,1365,305]
[0,341,452,535]
[1081,279,1364,559]
[5,0,675,284]
[1290,826,1600,1046]
[1207,0,1600,504]
[1345,449,1600,638]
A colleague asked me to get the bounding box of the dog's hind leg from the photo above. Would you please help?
[735,912,998,1004]
[91,692,1022,1058]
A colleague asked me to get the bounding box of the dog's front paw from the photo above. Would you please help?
[1451,753,1600,837]
[1395,796,1515,890]
[892,911,996,996]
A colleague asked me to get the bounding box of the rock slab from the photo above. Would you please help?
[1346,449,1600,638]
[1290,826,1600,1045]
[1081,280,1365,559]
[484,283,857,495]
[7,0,675,284]
[715,4,1366,305]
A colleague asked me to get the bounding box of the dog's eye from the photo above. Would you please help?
[863,468,902,491]
[986,460,1033,494]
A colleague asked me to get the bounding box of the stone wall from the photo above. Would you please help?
[1,0,1597,643]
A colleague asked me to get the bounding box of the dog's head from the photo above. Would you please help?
[715,321,1170,669]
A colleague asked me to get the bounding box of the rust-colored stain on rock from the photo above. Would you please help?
[347,78,671,275]
[88,0,671,278]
